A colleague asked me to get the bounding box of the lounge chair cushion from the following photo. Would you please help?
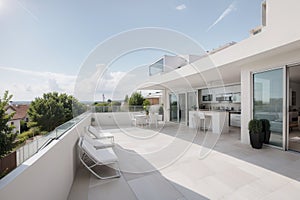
[88,126,113,138]
[83,134,113,149]
[82,140,118,164]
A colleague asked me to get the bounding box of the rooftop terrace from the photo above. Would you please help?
[69,118,300,200]
[1,113,300,200]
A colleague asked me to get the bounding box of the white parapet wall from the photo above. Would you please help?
[93,112,142,127]
[0,114,91,200]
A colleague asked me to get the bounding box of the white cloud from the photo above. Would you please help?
[176,4,186,11]
[0,66,76,81]
[48,78,63,92]
[207,1,237,32]
[0,66,76,100]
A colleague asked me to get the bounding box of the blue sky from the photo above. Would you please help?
[0,0,263,101]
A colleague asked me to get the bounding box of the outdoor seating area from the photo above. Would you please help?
[131,113,163,128]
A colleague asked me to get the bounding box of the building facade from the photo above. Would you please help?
[141,0,300,151]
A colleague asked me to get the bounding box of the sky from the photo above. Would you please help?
[0,0,263,101]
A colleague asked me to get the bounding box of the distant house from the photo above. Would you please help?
[145,92,162,105]
[5,104,30,134]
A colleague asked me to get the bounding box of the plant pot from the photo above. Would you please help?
[264,130,271,144]
[249,131,263,149]
[259,130,265,143]
[91,118,96,126]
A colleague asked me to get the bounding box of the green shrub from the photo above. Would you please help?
[248,119,263,134]
[40,131,48,135]
[17,127,41,141]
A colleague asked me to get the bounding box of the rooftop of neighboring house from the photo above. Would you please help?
[6,104,29,120]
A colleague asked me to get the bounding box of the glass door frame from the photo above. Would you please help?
[169,93,178,123]
[178,93,187,124]
[251,66,287,150]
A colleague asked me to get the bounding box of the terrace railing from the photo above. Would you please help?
[15,112,89,166]
[92,105,145,113]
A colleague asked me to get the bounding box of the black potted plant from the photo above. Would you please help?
[91,117,96,126]
[248,119,263,149]
[159,105,164,120]
[260,119,271,144]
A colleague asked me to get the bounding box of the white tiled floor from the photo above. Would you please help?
[68,124,300,200]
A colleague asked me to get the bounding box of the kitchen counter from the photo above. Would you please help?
[199,109,241,113]
[189,111,229,134]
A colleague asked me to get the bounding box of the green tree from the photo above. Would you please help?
[28,92,85,132]
[59,93,86,119]
[0,91,17,157]
[142,99,151,114]
[142,99,151,107]
[128,92,144,106]
[124,94,129,103]
[111,101,121,106]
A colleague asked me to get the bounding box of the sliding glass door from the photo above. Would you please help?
[287,65,300,152]
[253,68,284,148]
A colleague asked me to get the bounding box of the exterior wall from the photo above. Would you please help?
[165,90,171,122]
[267,0,300,34]
[0,114,92,200]
[5,108,20,134]
[93,112,134,127]
[10,119,20,134]
[5,107,14,115]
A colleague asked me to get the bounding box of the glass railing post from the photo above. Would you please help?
[22,146,24,164]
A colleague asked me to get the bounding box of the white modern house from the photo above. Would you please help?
[140,0,300,152]
[2,1,300,199]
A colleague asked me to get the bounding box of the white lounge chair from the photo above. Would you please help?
[85,126,114,144]
[83,134,114,149]
[78,137,121,179]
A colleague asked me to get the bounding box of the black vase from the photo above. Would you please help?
[249,131,263,149]
[259,130,265,143]
[264,130,271,144]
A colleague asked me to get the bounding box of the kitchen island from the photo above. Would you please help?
[189,111,229,134]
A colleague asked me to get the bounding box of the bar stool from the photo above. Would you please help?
[193,112,206,133]
[199,112,207,133]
